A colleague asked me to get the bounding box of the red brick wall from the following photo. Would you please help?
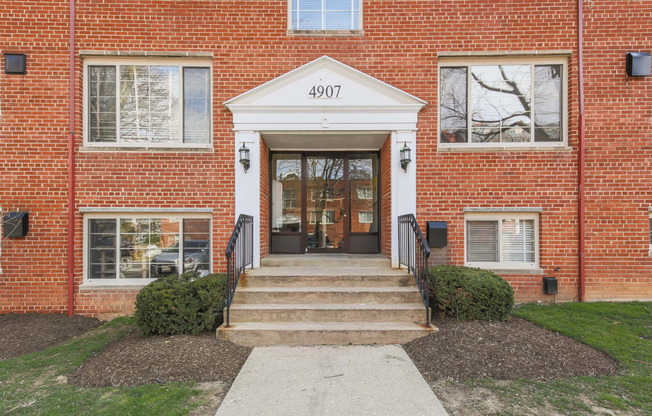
[380,136,392,258]
[0,1,70,314]
[260,137,270,259]
[581,1,652,301]
[2,0,651,317]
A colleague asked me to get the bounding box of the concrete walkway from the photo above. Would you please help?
[215,345,448,416]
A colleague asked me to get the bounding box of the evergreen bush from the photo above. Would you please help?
[135,272,227,336]
[429,265,514,321]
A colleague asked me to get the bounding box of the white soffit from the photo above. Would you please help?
[225,56,426,132]
[262,132,389,150]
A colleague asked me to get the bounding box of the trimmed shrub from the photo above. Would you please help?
[135,272,227,336]
[429,265,514,321]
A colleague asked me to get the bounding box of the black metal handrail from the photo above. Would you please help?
[398,214,431,325]
[225,214,254,327]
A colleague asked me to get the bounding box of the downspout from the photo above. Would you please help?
[67,0,76,316]
[577,0,586,302]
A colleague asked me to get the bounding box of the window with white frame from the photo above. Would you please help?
[311,187,334,201]
[358,211,373,223]
[290,0,361,31]
[309,209,335,224]
[465,212,539,269]
[440,58,566,147]
[283,189,298,208]
[356,186,373,200]
[86,215,211,282]
[85,59,211,147]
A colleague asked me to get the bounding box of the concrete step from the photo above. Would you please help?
[239,272,414,288]
[261,254,390,268]
[217,321,436,347]
[227,303,428,323]
[232,287,423,304]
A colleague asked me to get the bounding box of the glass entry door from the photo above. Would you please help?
[270,152,379,254]
[305,156,346,252]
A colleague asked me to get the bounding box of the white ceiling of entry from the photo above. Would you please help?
[262,132,389,150]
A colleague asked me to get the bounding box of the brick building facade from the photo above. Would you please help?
[1,1,650,318]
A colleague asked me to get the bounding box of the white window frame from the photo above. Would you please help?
[82,212,212,286]
[356,186,373,200]
[283,188,298,209]
[82,57,213,149]
[288,0,363,33]
[310,187,334,202]
[438,56,568,150]
[309,209,335,225]
[358,211,373,223]
[464,212,539,270]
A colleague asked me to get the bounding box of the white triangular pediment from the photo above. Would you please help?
[225,56,426,110]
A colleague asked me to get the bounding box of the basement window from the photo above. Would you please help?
[465,212,539,270]
[85,215,211,283]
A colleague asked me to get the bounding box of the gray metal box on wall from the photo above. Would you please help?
[426,221,447,248]
[626,52,651,77]
[3,212,29,238]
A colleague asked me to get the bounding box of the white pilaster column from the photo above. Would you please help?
[390,130,417,268]
[234,131,261,268]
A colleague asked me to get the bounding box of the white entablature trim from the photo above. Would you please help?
[225,56,426,132]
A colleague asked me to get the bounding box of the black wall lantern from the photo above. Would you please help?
[4,53,26,74]
[239,143,250,172]
[400,143,411,172]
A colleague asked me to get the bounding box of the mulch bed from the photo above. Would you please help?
[403,316,620,382]
[0,313,102,361]
[68,330,252,387]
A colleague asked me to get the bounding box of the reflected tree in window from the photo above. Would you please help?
[440,64,562,144]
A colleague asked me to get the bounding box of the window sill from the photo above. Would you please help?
[80,281,151,291]
[80,146,214,153]
[287,29,364,37]
[439,145,572,153]
[483,268,545,275]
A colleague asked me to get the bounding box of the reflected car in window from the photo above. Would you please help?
[150,240,210,276]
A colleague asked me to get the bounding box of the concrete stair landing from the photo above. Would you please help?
[217,254,436,346]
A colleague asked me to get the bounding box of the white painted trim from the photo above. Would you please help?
[464,212,540,271]
[226,57,424,267]
[391,131,417,268]
[225,56,426,107]
[464,207,543,213]
[234,131,261,268]
[82,212,213,286]
[438,50,573,57]
[80,207,213,213]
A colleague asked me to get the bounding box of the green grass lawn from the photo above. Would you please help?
[471,302,652,415]
[0,318,204,416]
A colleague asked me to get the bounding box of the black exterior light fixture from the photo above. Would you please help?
[400,142,411,172]
[4,53,26,74]
[239,143,250,172]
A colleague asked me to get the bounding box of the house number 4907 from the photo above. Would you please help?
[308,85,341,98]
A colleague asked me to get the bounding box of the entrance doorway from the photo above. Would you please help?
[270,152,380,254]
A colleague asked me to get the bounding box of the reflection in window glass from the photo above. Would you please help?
[88,63,210,145]
[440,63,563,145]
[349,155,378,233]
[87,217,210,280]
[272,154,302,233]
